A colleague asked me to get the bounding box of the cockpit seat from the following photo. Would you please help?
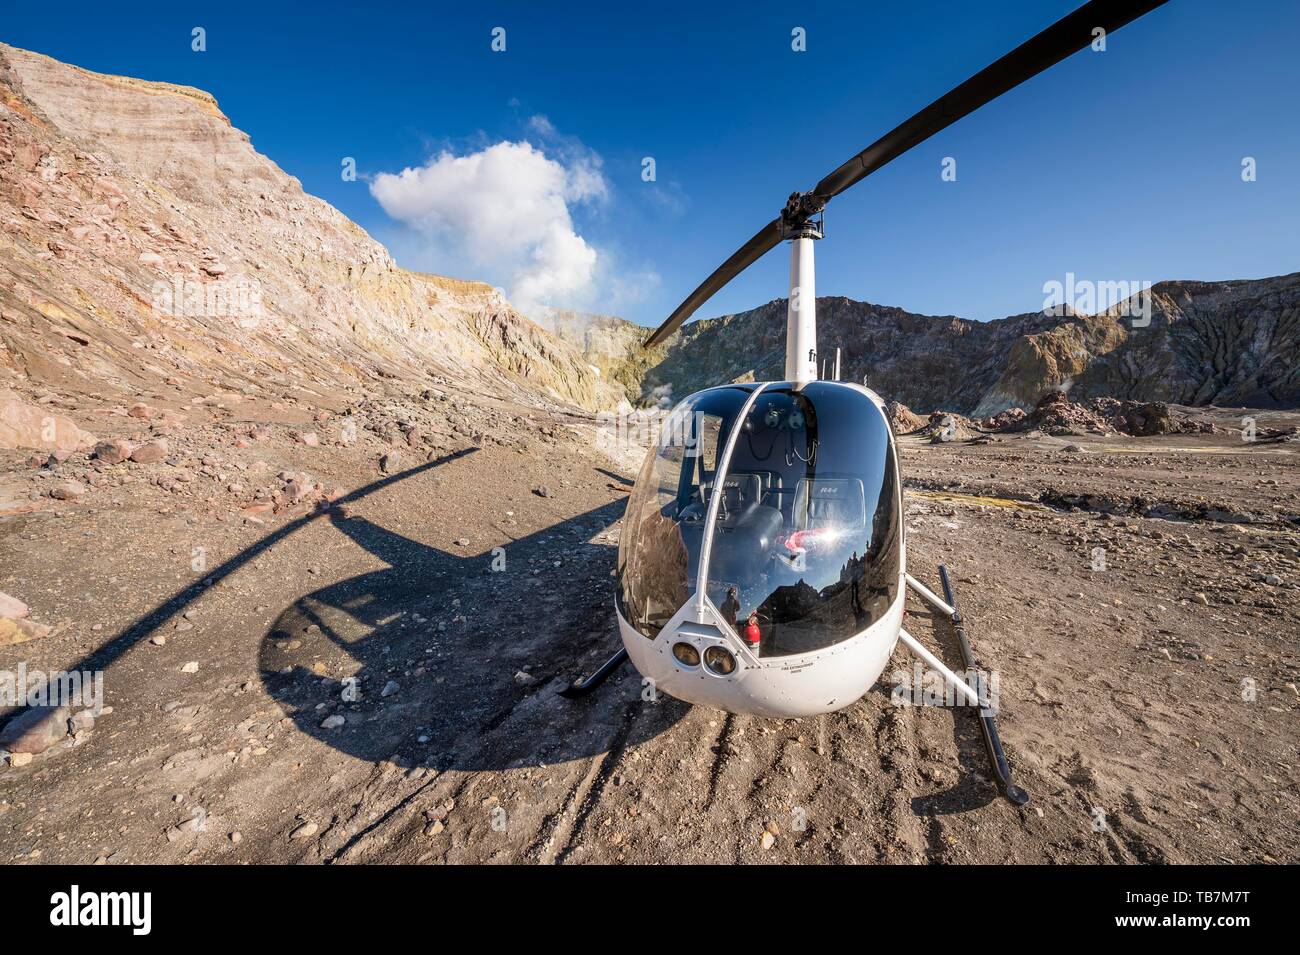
[717,473,763,525]
[793,477,867,530]
[707,472,783,581]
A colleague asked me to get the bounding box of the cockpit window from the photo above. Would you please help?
[701,383,901,656]
[617,387,751,638]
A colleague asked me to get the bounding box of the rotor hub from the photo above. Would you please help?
[780,191,825,240]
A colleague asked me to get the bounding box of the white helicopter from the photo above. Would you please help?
[562,0,1169,804]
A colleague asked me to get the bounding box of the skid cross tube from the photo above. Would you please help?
[906,572,955,617]
[897,629,982,707]
[938,565,1030,806]
[559,647,629,699]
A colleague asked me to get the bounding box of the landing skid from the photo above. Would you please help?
[558,647,629,698]
[905,566,1030,806]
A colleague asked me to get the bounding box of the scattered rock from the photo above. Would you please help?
[180,661,200,673]
[242,502,274,522]
[290,821,319,840]
[93,438,133,465]
[130,439,169,464]
[320,714,345,730]
[49,479,86,500]
[0,705,71,754]
[0,591,29,620]
[1014,392,1219,438]
[981,407,1029,430]
[68,710,95,736]
[284,476,312,505]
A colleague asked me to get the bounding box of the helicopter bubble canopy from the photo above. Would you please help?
[617,381,902,657]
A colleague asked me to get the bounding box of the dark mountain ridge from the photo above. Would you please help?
[545,272,1300,413]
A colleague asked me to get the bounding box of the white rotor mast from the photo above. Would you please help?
[781,193,825,386]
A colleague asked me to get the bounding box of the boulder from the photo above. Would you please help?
[0,388,96,452]
[130,438,168,464]
[885,400,926,434]
[50,479,86,500]
[93,438,134,464]
[0,617,52,646]
[0,591,29,620]
[0,706,71,755]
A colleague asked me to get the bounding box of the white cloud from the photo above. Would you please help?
[370,121,613,316]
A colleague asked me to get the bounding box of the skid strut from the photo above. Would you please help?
[559,647,629,699]
[937,565,1030,806]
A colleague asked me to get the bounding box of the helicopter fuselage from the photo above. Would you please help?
[614,379,905,718]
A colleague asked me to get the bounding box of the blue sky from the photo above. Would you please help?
[3,0,1297,325]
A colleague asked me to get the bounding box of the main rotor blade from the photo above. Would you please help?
[645,1,1168,349]
[813,0,1168,200]
[643,217,783,348]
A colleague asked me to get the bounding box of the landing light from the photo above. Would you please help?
[704,647,736,675]
[672,643,700,667]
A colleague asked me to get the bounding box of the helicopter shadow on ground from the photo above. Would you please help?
[256,480,689,773]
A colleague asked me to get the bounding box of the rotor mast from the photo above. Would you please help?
[781,192,824,385]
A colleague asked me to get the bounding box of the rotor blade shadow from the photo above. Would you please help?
[595,467,634,487]
[52,447,480,681]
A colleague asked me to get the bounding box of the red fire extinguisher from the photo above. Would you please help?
[744,613,761,650]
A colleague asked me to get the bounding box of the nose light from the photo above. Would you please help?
[672,642,701,667]
[704,646,736,675]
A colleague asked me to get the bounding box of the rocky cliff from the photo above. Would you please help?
[0,43,616,419]
[584,274,1300,414]
[532,310,650,402]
